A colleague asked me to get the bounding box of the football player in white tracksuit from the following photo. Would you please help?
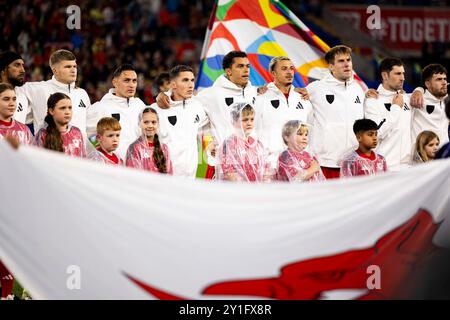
[87,64,146,160]
[20,49,91,135]
[364,58,412,172]
[411,64,449,146]
[254,56,313,169]
[0,51,31,125]
[151,65,209,178]
[306,45,365,179]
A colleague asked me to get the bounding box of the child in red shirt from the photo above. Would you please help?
[0,83,32,145]
[88,117,123,165]
[34,92,86,157]
[341,119,387,177]
[277,120,324,182]
[126,107,172,174]
[217,103,269,182]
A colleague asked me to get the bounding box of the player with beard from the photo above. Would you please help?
[411,64,448,146]
[0,51,30,125]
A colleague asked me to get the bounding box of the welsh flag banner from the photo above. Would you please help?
[196,0,367,90]
[0,141,450,299]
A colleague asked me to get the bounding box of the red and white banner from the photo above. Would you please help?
[331,5,450,52]
[0,141,450,299]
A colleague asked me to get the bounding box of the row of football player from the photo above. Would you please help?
[0,46,449,180]
[0,81,448,182]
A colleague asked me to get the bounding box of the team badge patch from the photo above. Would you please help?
[271,100,280,109]
[111,113,120,121]
[168,115,177,126]
[326,95,334,104]
[384,103,391,112]
[426,105,435,114]
[225,97,234,106]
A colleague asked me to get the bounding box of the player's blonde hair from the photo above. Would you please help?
[269,56,291,72]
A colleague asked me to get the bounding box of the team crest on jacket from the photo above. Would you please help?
[111,113,121,121]
[225,97,234,106]
[296,102,303,109]
[326,95,334,104]
[384,103,391,112]
[168,115,177,126]
[194,114,200,123]
[78,100,87,108]
[426,105,435,114]
[271,100,280,109]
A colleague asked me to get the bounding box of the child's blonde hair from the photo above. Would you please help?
[416,130,439,162]
[97,117,121,136]
[282,120,309,145]
[230,103,254,122]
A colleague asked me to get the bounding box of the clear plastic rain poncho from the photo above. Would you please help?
[125,109,173,174]
[275,120,325,182]
[340,149,387,177]
[216,102,271,182]
[88,147,123,165]
[34,125,87,158]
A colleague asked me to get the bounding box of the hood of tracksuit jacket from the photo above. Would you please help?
[212,74,254,95]
[99,88,136,107]
[49,76,77,93]
[424,89,448,104]
[163,90,194,108]
[265,82,294,97]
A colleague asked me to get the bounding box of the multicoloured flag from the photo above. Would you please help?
[196,0,367,90]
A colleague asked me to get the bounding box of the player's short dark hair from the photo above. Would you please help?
[422,64,447,84]
[324,45,352,65]
[379,57,403,79]
[155,72,170,88]
[169,65,194,80]
[222,51,248,70]
[112,64,136,79]
[353,119,378,135]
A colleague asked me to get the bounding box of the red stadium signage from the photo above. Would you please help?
[330,5,450,52]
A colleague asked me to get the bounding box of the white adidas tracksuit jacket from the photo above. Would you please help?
[254,82,313,166]
[87,89,147,160]
[364,85,412,171]
[21,76,91,134]
[12,85,31,125]
[196,74,258,145]
[411,90,449,146]
[307,72,365,168]
[151,96,209,178]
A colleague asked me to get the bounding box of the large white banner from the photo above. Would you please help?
[0,140,450,300]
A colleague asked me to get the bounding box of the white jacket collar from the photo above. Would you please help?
[424,89,447,103]
[323,71,355,87]
[162,89,192,107]
[377,84,399,97]
[50,76,76,93]
[100,89,131,107]
[213,74,253,92]
[266,82,292,97]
